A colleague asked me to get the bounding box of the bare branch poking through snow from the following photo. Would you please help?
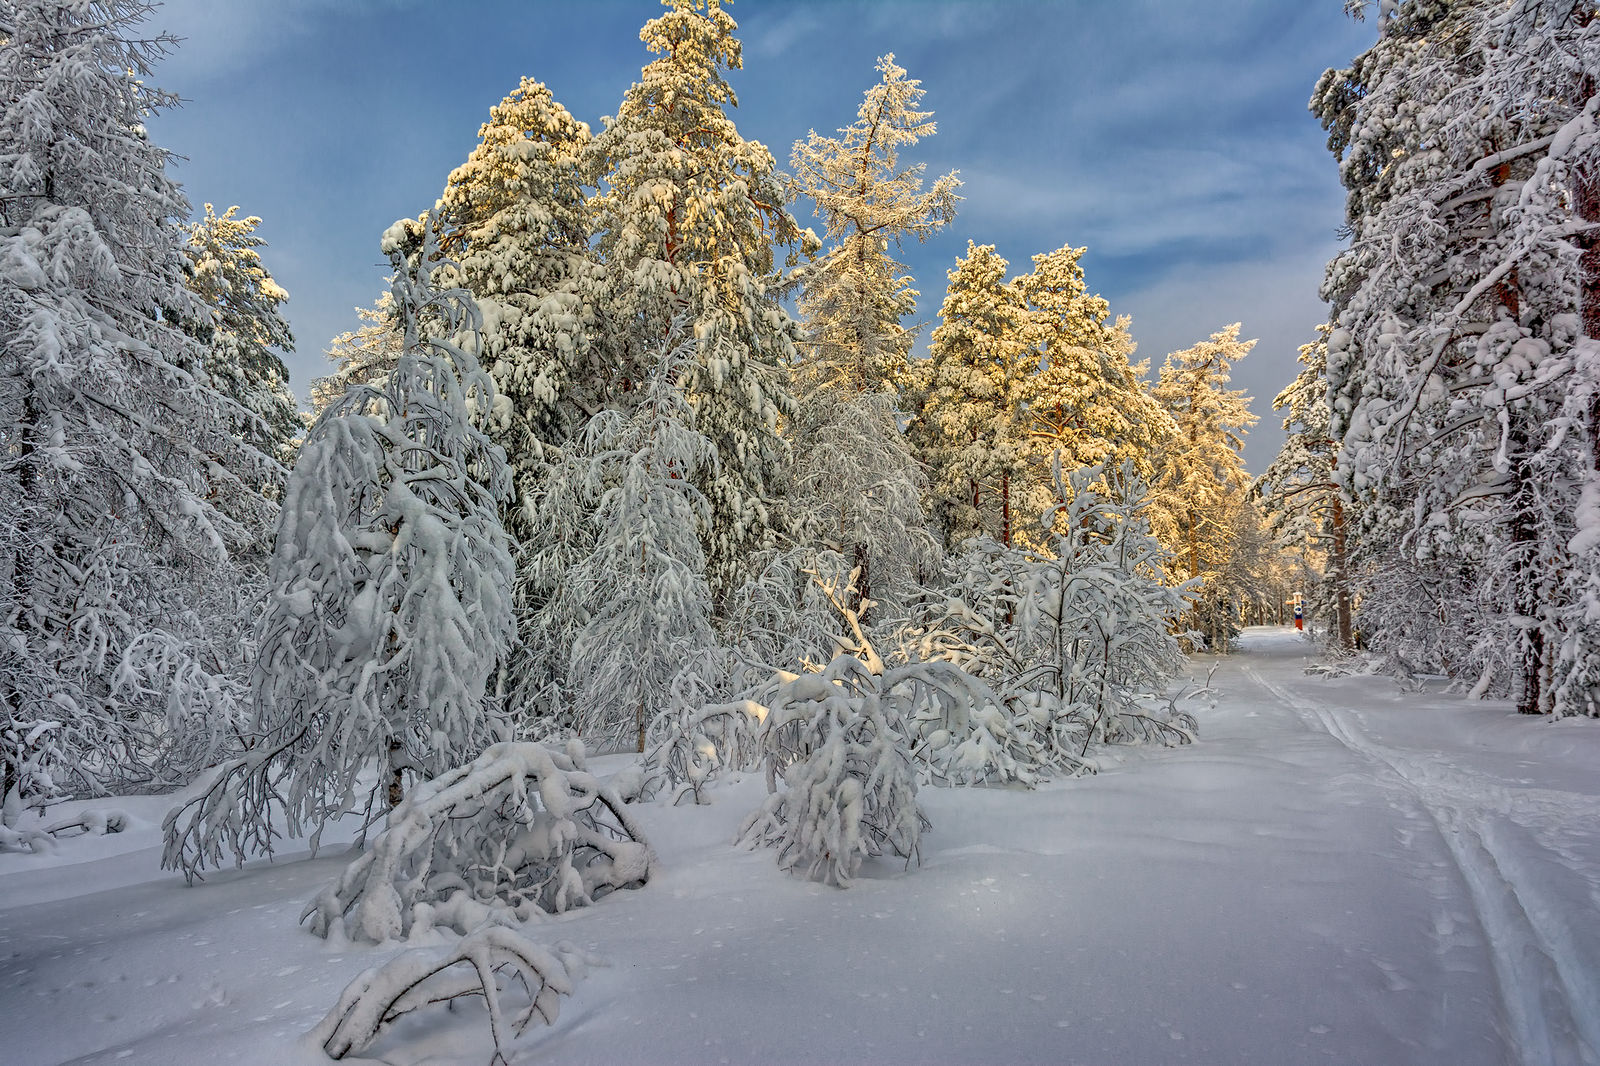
[310,926,589,1063]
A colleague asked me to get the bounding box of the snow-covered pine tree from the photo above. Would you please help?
[310,292,404,420]
[433,76,595,539]
[1150,324,1259,648]
[564,329,719,753]
[244,219,513,836]
[1252,327,1354,650]
[1014,243,1173,492]
[431,77,605,732]
[182,203,298,472]
[782,54,957,619]
[910,241,1033,548]
[588,0,806,602]
[0,0,276,819]
[788,53,960,400]
[1314,1,1600,713]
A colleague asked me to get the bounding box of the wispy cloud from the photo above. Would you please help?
[152,0,420,86]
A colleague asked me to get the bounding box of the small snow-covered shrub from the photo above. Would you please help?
[904,462,1198,769]
[738,654,927,887]
[303,741,654,943]
[641,695,768,806]
[312,926,587,1064]
[896,661,1062,786]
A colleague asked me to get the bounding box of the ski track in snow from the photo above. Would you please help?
[1241,657,1600,1066]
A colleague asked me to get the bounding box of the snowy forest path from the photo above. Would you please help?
[1226,628,1600,1066]
[6,628,1600,1065]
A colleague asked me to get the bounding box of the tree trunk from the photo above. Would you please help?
[1000,469,1012,547]
[386,737,406,809]
[1330,495,1355,652]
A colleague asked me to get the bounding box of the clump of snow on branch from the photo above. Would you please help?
[302,741,654,943]
[738,652,927,887]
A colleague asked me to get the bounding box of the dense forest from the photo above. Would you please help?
[3,0,1598,1060]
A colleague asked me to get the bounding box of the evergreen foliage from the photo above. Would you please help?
[588,0,805,600]
[182,203,298,472]
[1150,324,1260,648]
[0,0,275,818]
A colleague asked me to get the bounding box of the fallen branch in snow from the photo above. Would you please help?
[311,926,586,1063]
[302,741,655,942]
[42,807,128,837]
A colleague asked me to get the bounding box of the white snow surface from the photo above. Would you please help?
[4,627,1599,1065]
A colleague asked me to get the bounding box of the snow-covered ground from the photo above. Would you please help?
[4,626,1599,1065]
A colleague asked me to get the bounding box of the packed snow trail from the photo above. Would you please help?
[1239,631,1600,1066]
[4,626,1600,1064]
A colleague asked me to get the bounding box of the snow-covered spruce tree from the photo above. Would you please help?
[1015,243,1173,488]
[310,291,404,420]
[431,77,603,732]
[1149,324,1259,648]
[588,0,805,602]
[910,241,1033,548]
[564,330,720,753]
[1314,1,1600,714]
[1252,327,1354,650]
[162,221,514,878]
[0,0,276,818]
[182,203,298,472]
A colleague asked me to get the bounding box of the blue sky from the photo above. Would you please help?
[144,0,1375,472]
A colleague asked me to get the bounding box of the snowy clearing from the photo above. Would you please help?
[4,626,1598,1066]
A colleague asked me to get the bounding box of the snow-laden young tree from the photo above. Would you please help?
[910,241,1033,547]
[1314,0,1600,713]
[162,221,515,878]
[0,0,276,819]
[1252,327,1354,651]
[1014,243,1173,488]
[788,53,960,400]
[1150,324,1259,648]
[564,331,720,753]
[302,740,653,943]
[781,388,940,623]
[738,653,927,887]
[310,292,404,420]
[433,76,596,540]
[182,203,298,471]
[783,53,956,618]
[259,219,514,812]
[587,0,806,601]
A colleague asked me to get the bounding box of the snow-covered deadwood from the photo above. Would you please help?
[302,741,654,943]
[311,926,586,1064]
